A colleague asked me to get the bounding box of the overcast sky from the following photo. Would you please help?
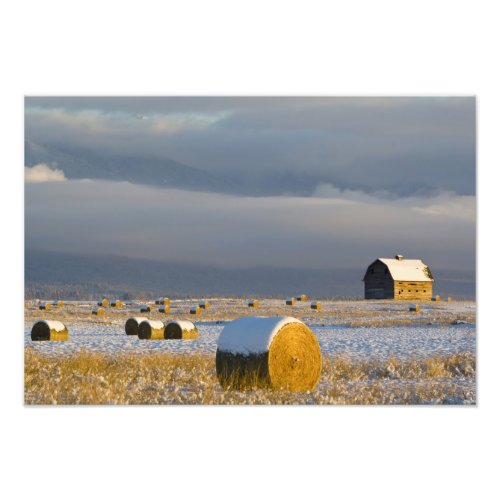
[24,97,476,270]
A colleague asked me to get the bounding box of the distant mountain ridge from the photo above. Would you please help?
[25,249,476,300]
[25,141,236,193]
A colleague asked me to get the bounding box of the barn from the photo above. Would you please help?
[363,255,434,300]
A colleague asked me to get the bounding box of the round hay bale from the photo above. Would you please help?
[39,302,52,310]
[285,297,296,306]
[165,320,198,340]
[92,307,105,316]
[216,316,322,391]
[190,306,202,315]
[447,297,453,302]
[248,299,260,308]
[296,294,308,302]
[199,300,210,309]
[98,298,110,307]
[159,305,170,313]
[111,299,122,308]
[124,316,148,336]
[52,299,63,307]
[138,320,165,340]
[431,295,441,302]
[311,301,321,310]
[140,305,151,313]
[409,304,421,312]
[31,320,68,341]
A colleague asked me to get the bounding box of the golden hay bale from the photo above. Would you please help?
[111,299,122,308]
[138,320,165,340]
[285,297,296,306]
[447,297,453,302]
[409,304,421,312]
[39,302,52,310]
[190,306,202,315]
[296,294,308,302]
[248,299,260,308]
[124,317,148,336]
[158,305,171,313]
[52,299,63,307]
[164,320,199,340]
[98,298,110,307]
[311,301,321,310]
[199,300,210,309]
[431,295,441,302]
[92,307,105,316]
[140,305,151,312]
[216,316,322,391]
[31,320,68,341]
[155,297,170,305]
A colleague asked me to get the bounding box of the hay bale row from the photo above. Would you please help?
[311,301,321,310]
[92,307,105,316]
[31,320,68,341]
[248,299,260,308]
[128,318,198,340]
[216,316,322,391]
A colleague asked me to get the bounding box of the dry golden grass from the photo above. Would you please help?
[24,349,475,405]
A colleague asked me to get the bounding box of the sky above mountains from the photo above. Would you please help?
[25,97,476,271]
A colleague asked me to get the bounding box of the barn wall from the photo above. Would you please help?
[393,281,433,301]
[364,261,395,299]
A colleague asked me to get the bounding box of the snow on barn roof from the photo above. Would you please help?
[378,257,433,282]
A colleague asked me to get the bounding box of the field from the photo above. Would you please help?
[24,298,476,404]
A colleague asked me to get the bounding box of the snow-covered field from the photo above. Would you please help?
[24,319,475,362]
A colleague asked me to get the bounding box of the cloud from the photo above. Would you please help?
[25,163,66,183]
[24,97,476,197]
[25,179,476,270]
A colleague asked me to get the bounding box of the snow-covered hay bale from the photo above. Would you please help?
[248,299,260,308]
[296,294,308,302]
[39,302,51,310]
[140,305,151,313]
[190,306,202,315]
[98,298,110,307]
[52,299,63,307]
[409,304,421,312]
[138,320,165,340]
[155,297,170,305]
[124,316,148,336]
[92,307,104,316]
[159,305,170,313]
[199,300,210,309]
[216,316,322,391]
[31,320,68,341]
[431,295,441,302]
[111,299,122,308]
[285,297,296,306]
[311,301,321,310]
[164,320,199,340]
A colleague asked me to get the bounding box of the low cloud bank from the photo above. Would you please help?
[25,163,66,183]
[25,179,475,270]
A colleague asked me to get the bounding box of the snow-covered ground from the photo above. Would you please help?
[24,319,475,362]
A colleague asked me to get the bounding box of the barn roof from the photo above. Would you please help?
[378,258,434,282]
